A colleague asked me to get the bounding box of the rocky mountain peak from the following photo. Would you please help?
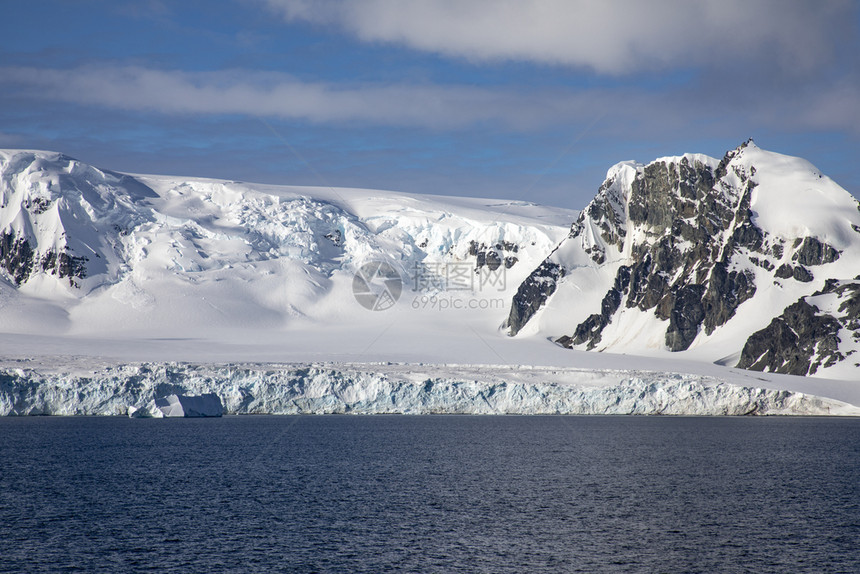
[508,141,860,377]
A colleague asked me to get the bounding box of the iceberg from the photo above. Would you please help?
[128,393,223,418]
[154,393,223,417]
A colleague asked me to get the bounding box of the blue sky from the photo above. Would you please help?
[2,0,859,208]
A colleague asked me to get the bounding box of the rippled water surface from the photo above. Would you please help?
[1,416,858,573]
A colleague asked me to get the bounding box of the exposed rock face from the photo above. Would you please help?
[737,280,860,375]
[506,260,564,335]
[508,140,860,376]
[42,250,89,286]
[775,263,814,283]
[550,144,764,351]
[665,284,707,352]
[793,236,840,266]
[0,232,34,285]
[470,240,519,271]
[0,231,88,286]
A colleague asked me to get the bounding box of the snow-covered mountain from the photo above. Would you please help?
[1,144,859,417]
[0,149,571,341]
[507,140,860,379]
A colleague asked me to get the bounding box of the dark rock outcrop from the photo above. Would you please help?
[0,231,88,286]
[42,249,89,287]
[564,149,761,351]
[775,262,816,282]
[736,299,843,375]
[701,263,756,334]
[792,237,840,266]
[665,284,707,352]
[736,285,860,376]
[471,240,520,272]
[0,232,35,285]
[506,260,564,335]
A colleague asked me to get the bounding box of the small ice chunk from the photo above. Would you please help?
[127,404,163,418]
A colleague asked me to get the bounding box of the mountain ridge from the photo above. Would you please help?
[507,140,860,378]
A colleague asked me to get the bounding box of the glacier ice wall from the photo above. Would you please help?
[0,363,853,416]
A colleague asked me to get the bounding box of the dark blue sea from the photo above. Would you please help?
[1,416,858,573]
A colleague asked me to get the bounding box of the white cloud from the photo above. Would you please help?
[4,64,859,135]
[262,0,850,74]
[0,65,628,130]
[793,82,860,132]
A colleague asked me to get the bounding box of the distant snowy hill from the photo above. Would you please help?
[508,140,860,379]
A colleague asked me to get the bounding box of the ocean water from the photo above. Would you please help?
[1,415,858,573]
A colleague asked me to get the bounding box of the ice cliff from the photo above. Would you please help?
[1,362,855,417]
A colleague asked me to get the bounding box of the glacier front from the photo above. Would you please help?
[1,361,856,417]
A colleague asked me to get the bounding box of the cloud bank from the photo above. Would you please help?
[263,0,852,74]
[4,64,858,135]
[3,65,598,130]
